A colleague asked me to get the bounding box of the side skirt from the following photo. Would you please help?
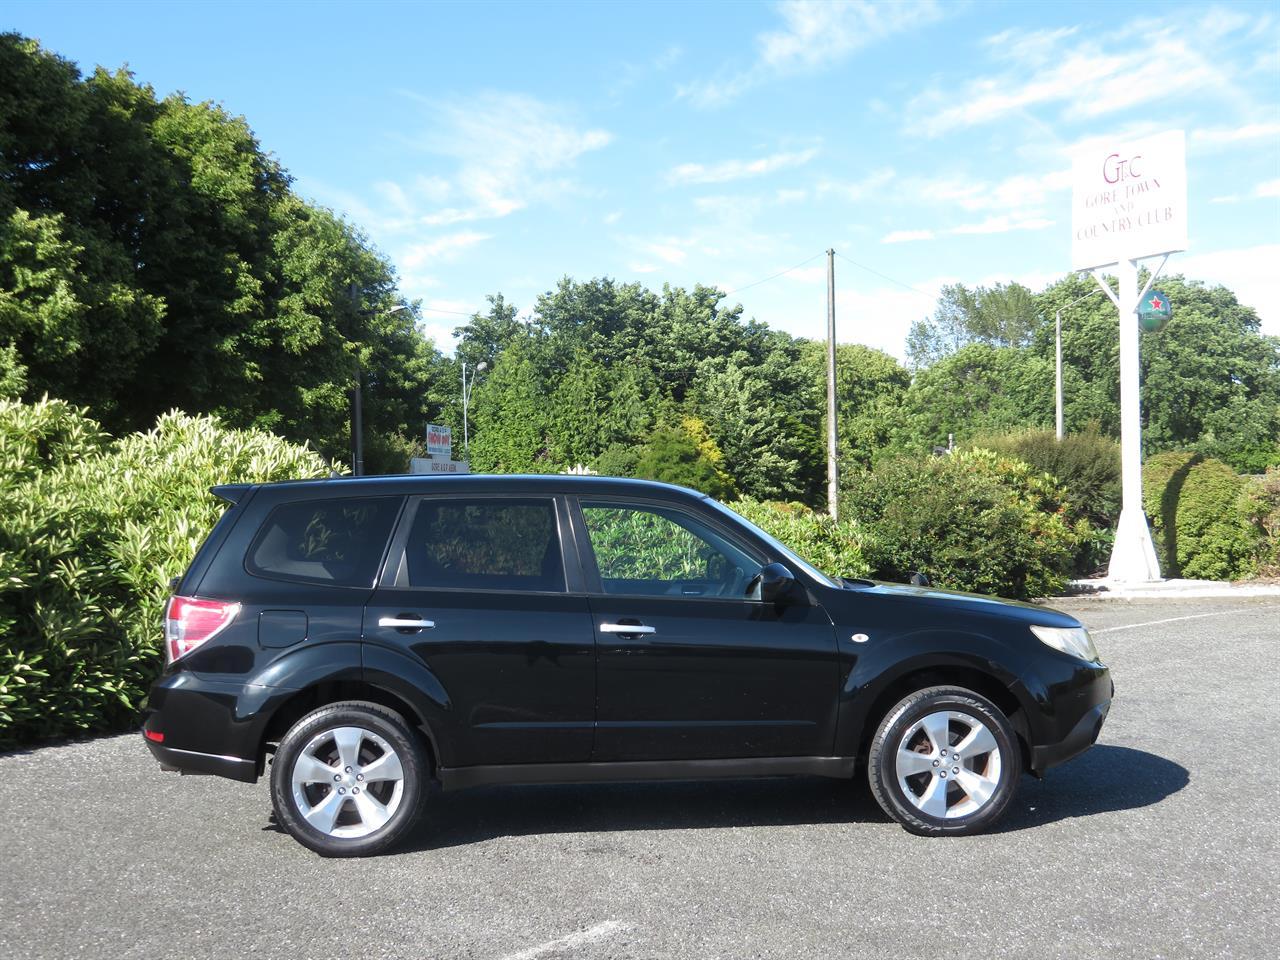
[437,756,856,791]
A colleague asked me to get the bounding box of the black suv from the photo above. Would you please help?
[143,475,1111,856]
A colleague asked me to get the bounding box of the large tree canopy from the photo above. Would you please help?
[0,34,452,468]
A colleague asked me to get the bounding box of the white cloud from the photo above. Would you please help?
[816,167,895,201]
[603,210,623,224]
[1210,195,1240,204]
[911,15,1247,137]
[628,263,660,274]
[1257,179,1280,197]
[679,0,945,107]
[1178,244,1280,334]
[1193,121,1280,144]
[667,148,818,185]
[401,232,491,267]
[882,229,935,244]
[950,215,1054,235]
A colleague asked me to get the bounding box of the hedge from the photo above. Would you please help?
[730,499,871,580]
[1142,451,1258,580]
[0,399,329,746]
[841,449,1085,599]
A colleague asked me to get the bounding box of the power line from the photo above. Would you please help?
[418,305,478,317]
[723,251,826,296]
[833,251,935,301]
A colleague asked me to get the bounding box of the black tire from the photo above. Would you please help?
[270,700,427,857]
[867,685,1021,836]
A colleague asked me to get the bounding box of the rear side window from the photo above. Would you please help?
[398,498,564,592]
[247,497,400,587]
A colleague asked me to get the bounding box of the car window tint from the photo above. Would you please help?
[247,497,400,587]
[580,503,761,597]
[402,499,564,592]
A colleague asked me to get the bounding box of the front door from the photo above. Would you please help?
[573,498,839,762]
[364,495,595,766]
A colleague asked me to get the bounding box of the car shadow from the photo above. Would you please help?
[391,744,1187,853]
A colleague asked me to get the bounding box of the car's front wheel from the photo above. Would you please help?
[270,701,427,857]
[868,685,1021,836]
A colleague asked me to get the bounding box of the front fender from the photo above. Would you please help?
[835,628,1044,756]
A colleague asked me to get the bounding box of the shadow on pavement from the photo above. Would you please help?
[386,743,1186,852]
[998,744,1189,832]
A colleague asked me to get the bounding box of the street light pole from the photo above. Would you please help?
[825,248,838,521]
[461,360,487,458]
[1054,284,1105,441]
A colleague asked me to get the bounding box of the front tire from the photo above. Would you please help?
[868,685,1021,836]
[270,701,427,857]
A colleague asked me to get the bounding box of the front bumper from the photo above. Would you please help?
[1030,686,1112,774]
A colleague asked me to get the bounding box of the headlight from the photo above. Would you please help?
[1030,625,1099,662]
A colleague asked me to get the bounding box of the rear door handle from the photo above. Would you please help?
[378,617,435,630]
[599,623,656,635]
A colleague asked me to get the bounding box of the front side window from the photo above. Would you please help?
[580,502,761,598]
[247,497,401,587]
[398,498,565,592]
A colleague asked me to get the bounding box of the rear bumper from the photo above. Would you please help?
[143,735,258,783]
[1030,695,1111,774]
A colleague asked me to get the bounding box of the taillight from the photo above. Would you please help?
[164,595,241,664]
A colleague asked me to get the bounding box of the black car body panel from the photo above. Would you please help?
[142,474,1112,794]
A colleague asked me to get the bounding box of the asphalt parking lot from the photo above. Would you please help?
[2,596,1277,960]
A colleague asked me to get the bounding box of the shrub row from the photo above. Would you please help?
[0,399,329,747]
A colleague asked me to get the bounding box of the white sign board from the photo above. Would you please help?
[425,424,452,458]
[1071,129,1187,271]
[410,457,469,475]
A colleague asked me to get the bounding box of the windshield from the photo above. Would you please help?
[702,497,840,589]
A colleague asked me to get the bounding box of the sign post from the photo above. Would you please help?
[1070,130,1187,583]
[411,423,469,475]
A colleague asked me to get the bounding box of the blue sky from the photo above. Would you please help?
[8,0,1280,357]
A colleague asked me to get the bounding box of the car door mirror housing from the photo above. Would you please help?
[751,562,797,604]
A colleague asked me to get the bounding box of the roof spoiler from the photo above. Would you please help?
[211,483,252,504]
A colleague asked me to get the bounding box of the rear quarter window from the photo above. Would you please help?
[246,497,401,587]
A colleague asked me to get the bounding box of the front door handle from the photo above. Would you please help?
[600,623,656,635]
[378,616,435,630]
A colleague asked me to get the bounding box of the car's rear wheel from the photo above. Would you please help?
[270,701,427,857]
[868,685,1021,836]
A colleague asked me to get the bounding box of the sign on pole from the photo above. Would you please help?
[426,424,452,459]
[410,457,469,475]
[1070,129,1187,583]
[1071,129,1187,271]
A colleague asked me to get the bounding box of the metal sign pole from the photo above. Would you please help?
[1102,257,1161,582]
[825,248,839,521]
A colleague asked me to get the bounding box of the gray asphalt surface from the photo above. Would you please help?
[2,597,1277,960]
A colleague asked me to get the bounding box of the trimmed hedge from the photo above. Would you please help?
[842,449,1085,599]
[0,399,330,746]
[1142,451,1258,580]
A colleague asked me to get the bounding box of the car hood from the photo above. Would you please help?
[840,579,1082,629]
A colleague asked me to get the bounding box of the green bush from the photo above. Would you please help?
[729,500,871,580]
[1243,467,1280,577]
[970,427,1120,527]
[1143,451,1258,580]
[841,449,1085,599]
[0,399,330,746]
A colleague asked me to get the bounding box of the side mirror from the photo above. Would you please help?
[750,562,797,604]
[909,570,931,587]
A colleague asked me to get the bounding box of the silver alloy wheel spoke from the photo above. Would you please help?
[360,750,403,783]
[332,727,365,770]
[353,790,391,831]
[303,788,346,834]
[920,713,952,754]
[292,753,338,785]
[955,724,997,759]
[896,709,1002,820]
[896,749,937,777]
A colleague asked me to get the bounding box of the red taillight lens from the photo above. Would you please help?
[164,595,241,664]
[144,729,164,743]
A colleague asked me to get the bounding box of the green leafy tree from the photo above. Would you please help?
[907,282,1040,369]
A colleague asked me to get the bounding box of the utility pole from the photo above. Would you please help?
[348,283,364,476]
[1054,309,1064,441]
[826,248,839,520]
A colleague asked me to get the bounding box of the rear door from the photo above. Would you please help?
[363,495,596,767]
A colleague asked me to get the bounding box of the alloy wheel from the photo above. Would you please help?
[894,710,1002,819]
[290,725,405,838]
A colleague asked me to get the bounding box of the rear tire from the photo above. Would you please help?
[868,685,1020,836]
[270,700,427,857]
